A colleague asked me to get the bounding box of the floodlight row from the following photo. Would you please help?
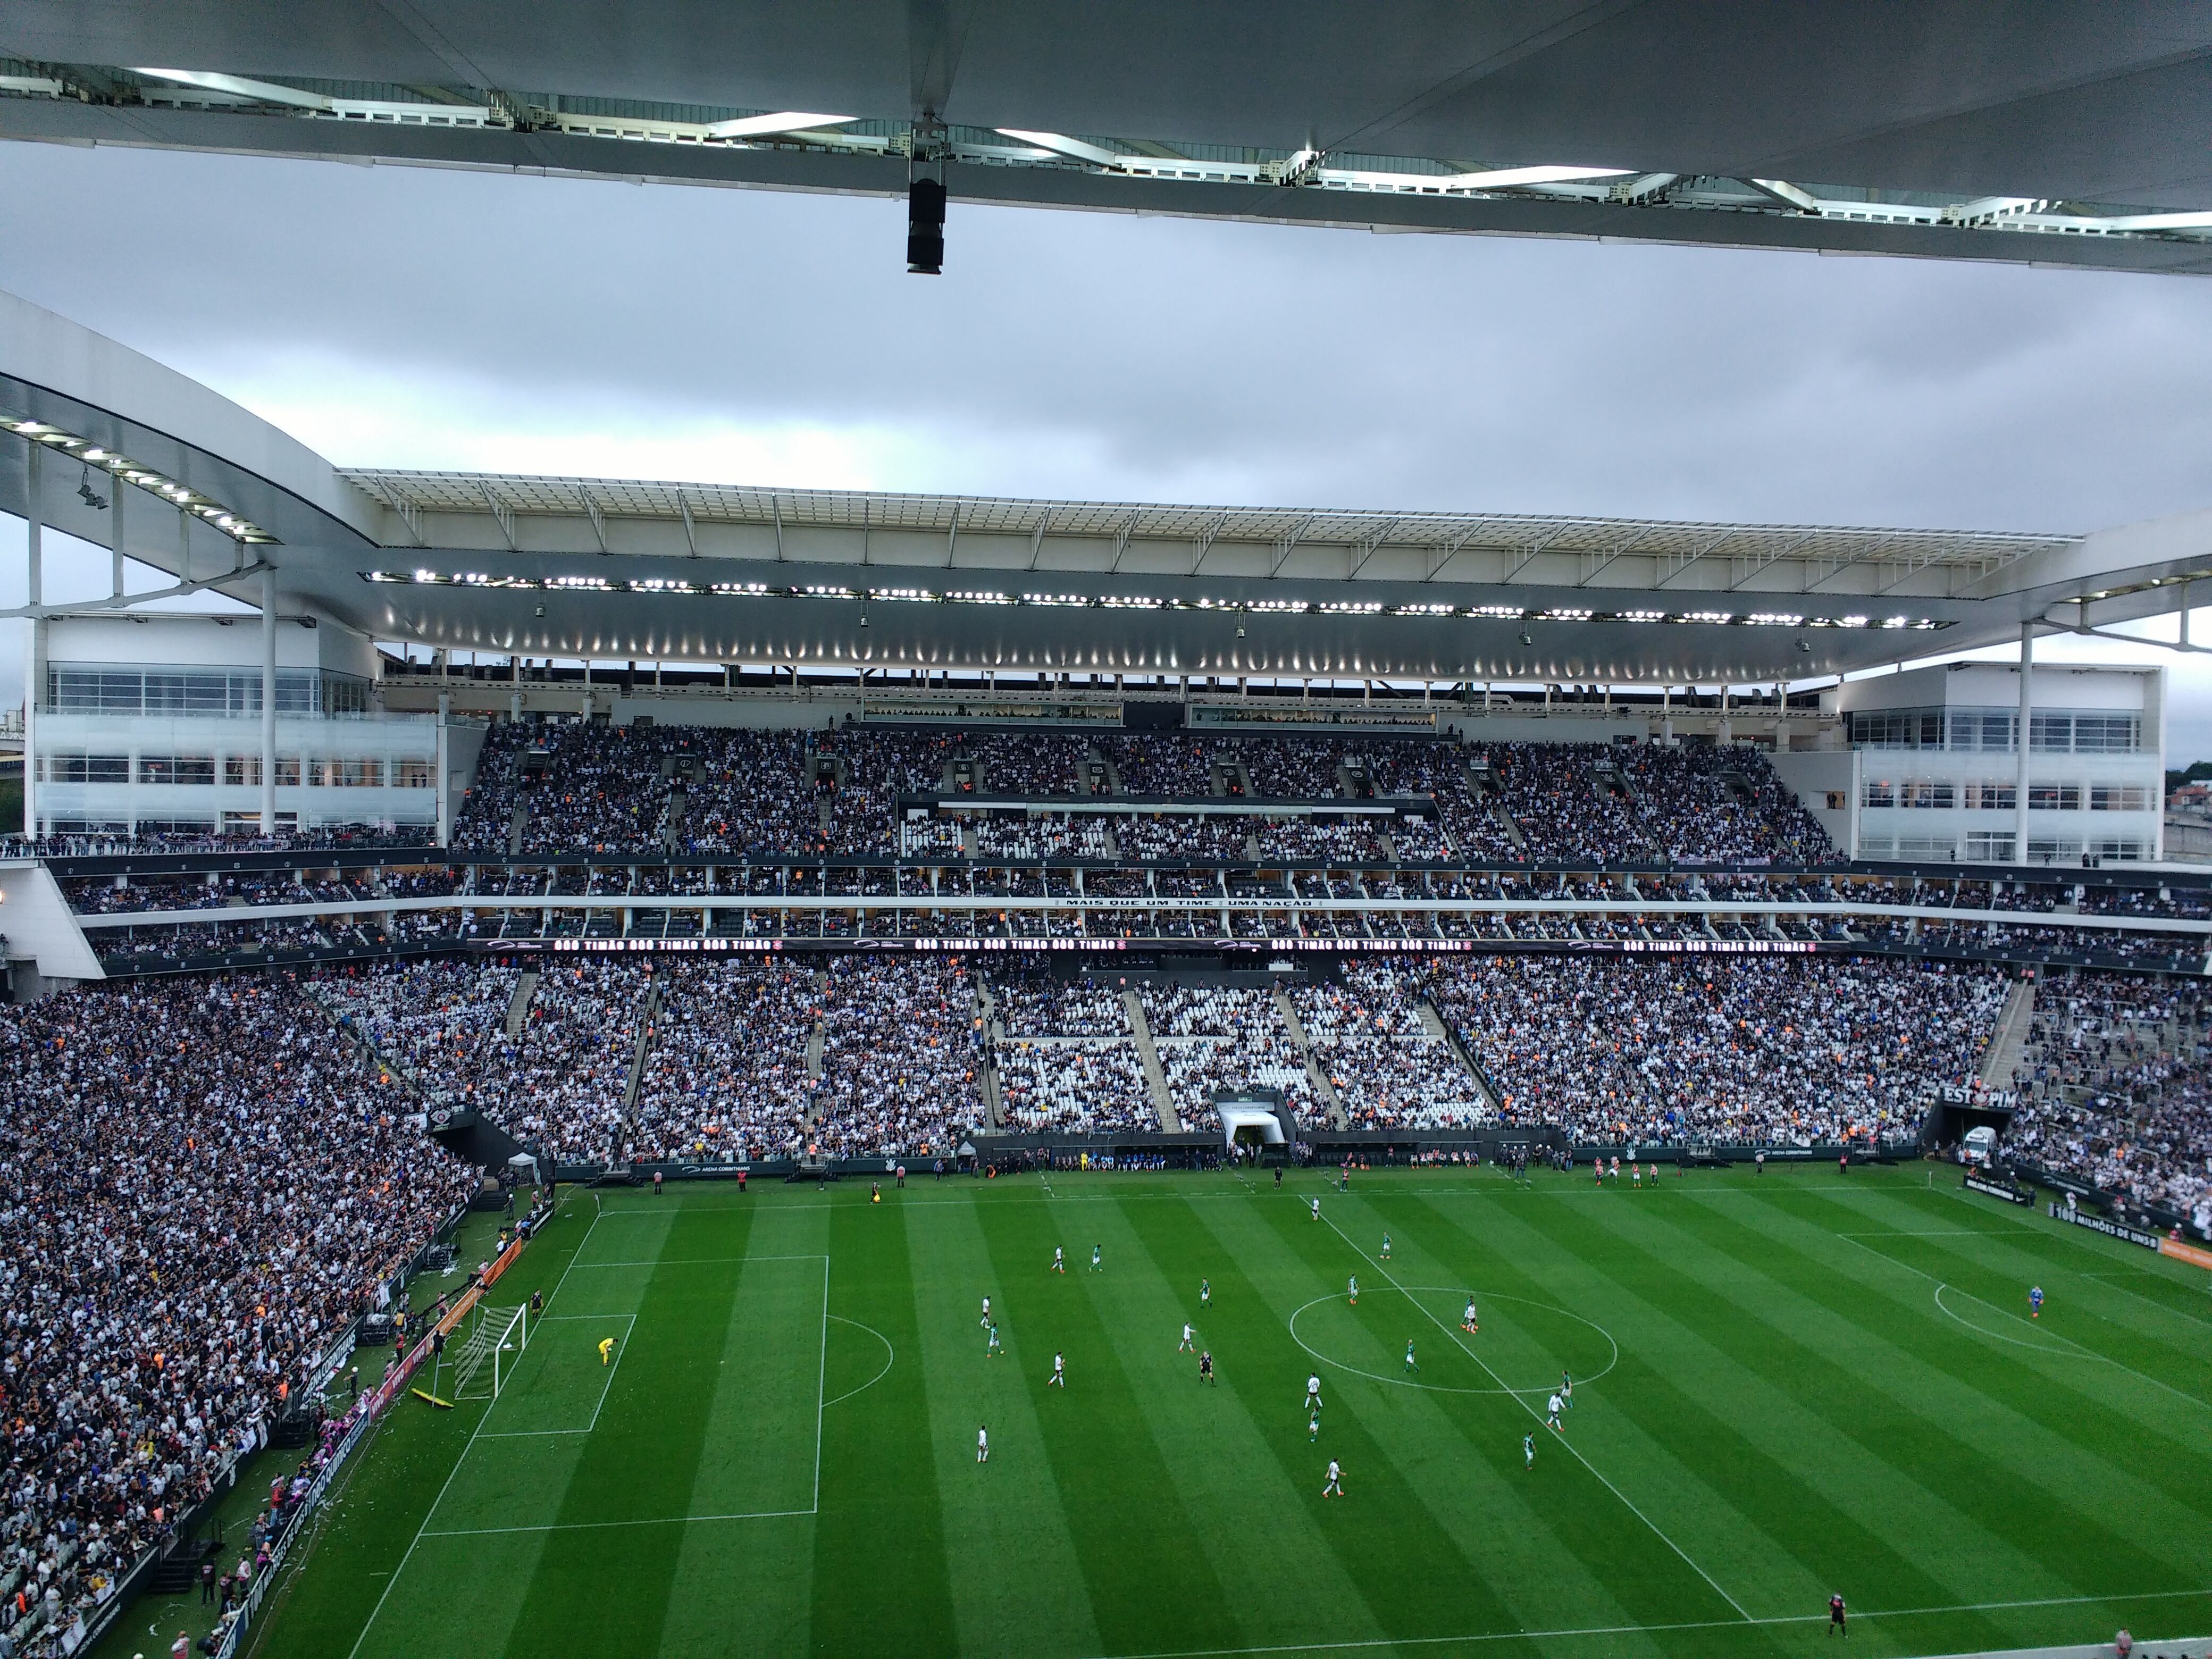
[363,569,1950,630]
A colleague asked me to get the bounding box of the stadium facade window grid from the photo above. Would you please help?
[46,664,373,716]
[1845,707,2139,753]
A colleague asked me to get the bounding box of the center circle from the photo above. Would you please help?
[1288,1286,1619,1398]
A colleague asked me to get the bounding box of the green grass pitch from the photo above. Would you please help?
[248,1164,2211,1659]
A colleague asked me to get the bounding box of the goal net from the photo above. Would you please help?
[451,1303,529,1401]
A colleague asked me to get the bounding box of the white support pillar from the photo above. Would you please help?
[2015,622,2034,867]
[1661,683,1673,742]
[435,689,453,847]
[109,464,125,599]
[259,566,278,835]
[22,437,42,838]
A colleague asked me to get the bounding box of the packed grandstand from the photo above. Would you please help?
[6,716,2210,1659]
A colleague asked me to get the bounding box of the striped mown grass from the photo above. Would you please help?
[242,1162,2212,1659]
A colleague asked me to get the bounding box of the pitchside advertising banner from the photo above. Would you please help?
[2047,1202,2212,1270]
[1963,1172,2033,1205]
[476,935,1822,957]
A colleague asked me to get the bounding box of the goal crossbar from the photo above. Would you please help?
[451,1302,529,1400]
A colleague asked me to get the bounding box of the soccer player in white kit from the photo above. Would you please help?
[977,1423,988,1463]
[1546,1392,1563,1431]
[1310,1197,1321,1221]
[1050,1351,1066,1387]
[980,1295,991,1327]
[1178,1322,1195,1352]
[1051,1246,1065,1273]
[1304,1373,1323,1412]
[1462,1297,1479,1334]
[1322,1460,1343,1497]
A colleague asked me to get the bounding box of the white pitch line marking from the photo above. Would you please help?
[1316,1209,1753,1622]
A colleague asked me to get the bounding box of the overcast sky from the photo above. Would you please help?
[2,140,2210,755]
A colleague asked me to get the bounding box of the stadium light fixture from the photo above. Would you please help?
[703,112,858,140]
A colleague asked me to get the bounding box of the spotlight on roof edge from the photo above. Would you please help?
[703,111,858,140]
[2,415,277,542]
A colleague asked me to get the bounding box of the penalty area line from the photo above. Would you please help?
[418,1507,816,1539]
[342,1195,607,1659]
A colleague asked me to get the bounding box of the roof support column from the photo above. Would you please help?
[22,437,41,839]
[259,565,278,835]
[110,461,125,599]
[436,688,453,848]
[2015,623,2034,867]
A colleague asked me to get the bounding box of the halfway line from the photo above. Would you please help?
[1316,1208,1753,1622]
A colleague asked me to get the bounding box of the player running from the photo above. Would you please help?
[1200,1277,1211,1306]
[1310,1197,1322,1221]
[1091,1244,1102,1273]
[1561,1370,1573,1410]
[1546,1392,1563,1432]
[1404,1340,1420,1375]
[980,1294,991,1327]
[1051,1246,1066,1274]
[1322,1459,1343,1497]
[1524,1433,1535,1471]
[1828,1593,1847,1637]
[1462,1296,1480,1334]
[1347,1274,1358,1306]
[1305,1373,1323,1413]
[1178,1321,1195,1353]
[1309,1407,1321,1442]
[986,1322,1003,1358]
[1380,1231,1392,1260]
[2030,1284,2044,1319]
[1198,1350,1215,1386]
[977,1423,988,1463]
[1049,1351,1066,1387]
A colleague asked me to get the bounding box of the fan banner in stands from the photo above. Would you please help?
[2047,1202,2159,1250]
[1962,1172,2033,1205]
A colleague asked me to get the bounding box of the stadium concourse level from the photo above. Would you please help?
[0,977,475,1658]
[2003,972,2212,1230]
[448,722,1840,866]
[63,862,2211,978]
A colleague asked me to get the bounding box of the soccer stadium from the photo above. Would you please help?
[3,11,2212,1659]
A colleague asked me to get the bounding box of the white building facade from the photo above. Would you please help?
[29,614,439,836]
[1829,661,2163,865]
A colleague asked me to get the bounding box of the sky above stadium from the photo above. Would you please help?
[0,140,2208,755]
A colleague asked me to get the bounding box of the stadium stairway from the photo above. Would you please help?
[1123,989,1180,1132]
[975,981,1006,1129]
[506,801,526,856]
[504,969,540,1037]
[1421,995,1509,1118]
[1275,984,1349,1129]
[621,966,666,1119]
[1980,978,2038,1089]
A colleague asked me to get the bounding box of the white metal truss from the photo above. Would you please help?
[342,469,2076,599]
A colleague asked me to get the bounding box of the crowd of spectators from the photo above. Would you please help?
[1427,954,2007,1144]
[446,720,1859,869]
[1138,984,1318,1130]
[313,960,647,1162]
[630,965,821,1161]
[0,977,471,1655]
[809,958,985,1158]
[2004,974,2211,1228]
[1294,965,1489,1129]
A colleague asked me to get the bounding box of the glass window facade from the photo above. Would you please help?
[47,665,372,716]
[1847,706,2139,752]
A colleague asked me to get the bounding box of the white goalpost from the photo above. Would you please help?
[450,1303,530,1401]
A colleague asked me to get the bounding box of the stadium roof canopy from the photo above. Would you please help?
[3,288,2208,685]
[4,3,2212,274]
